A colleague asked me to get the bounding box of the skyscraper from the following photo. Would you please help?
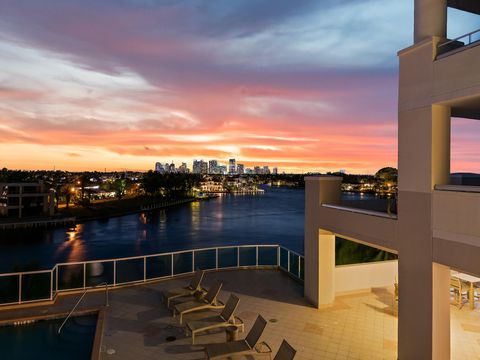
[237,164,244,174]
[208,160,218,174]
[228,159,236,174]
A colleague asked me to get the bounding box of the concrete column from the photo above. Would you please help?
[414,0,447,43]
[318,230,335,306]
[432,263,451,360]
[304,176,341,308]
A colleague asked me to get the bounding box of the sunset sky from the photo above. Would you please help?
[0,1,479,173]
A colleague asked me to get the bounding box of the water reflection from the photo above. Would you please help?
[56,223,86,264]
[0,188,306,272]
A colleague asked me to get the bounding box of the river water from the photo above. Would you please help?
[0,187,305,272]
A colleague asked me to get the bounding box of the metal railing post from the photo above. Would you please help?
[113,260,117,286]
[277,246,280,268]
[171,253,174,277]
[144,257,147,282]
[56,265,58,293]
[215,248,218,270]
[50,270,53,301]
[83,263,86,289]
[256,246,259,267]
[192,250,195,272]
[237,247,240,267]
[18,274,22,304]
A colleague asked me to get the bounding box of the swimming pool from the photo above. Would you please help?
[0,313,98,359]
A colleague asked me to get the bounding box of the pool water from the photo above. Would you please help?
[0,314,98,359]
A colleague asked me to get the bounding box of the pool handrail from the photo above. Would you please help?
[58,282,109,334]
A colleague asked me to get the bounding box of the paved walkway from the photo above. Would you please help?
[2,269,480,359]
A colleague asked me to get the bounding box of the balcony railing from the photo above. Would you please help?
[437,28,480,57]
[0,244,304,307]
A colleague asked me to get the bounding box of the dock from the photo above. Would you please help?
[0,217,76,230]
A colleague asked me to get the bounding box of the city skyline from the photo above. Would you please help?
[0,1,479,173]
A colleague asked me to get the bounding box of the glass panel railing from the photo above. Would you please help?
[258,246,277,266]
[289,252,299,278]
[194,249,216,270]
[218,247,237,268]
[58,264,84,290]
[239,247,256,266]
[173,252,193,275]
[146,254,172,279]
[116,258,144,284]
[0,275,19,304]
[280,247,288,270]
[21,272,51,302]
[86,261,114,287]
[0,245,307,306]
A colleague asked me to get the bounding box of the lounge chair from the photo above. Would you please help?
[186,294,243,344]
[204,315,270,360]
[163,269,205,308]
[173,281,223,324]
[274,340,296,360]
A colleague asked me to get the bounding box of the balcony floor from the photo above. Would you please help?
[1,269,480,359]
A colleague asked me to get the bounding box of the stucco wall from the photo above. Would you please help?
[335,260,398,294]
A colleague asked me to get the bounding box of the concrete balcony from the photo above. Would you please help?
[2,268,480,359]
[433,185,480,274]
[306,177,398,253]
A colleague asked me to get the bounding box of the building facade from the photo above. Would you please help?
[0,182,53,219]
[228,158,236,174]
[304,1,480,359]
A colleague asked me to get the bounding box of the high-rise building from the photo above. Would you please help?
[155,162,166,173]
[237,164,244,174]
[208,160,218,174]
[192,160,203,174]
[228,159,236,174]
[262,166,270,175]
[178,163,188,173]
[272,167,278,175]
[200,161,208,174]
[218,165,227,175]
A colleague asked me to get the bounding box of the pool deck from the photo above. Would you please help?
[1,269,480,359]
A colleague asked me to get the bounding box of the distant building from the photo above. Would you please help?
[178,163,188,173]
[272,167,278,175]
[218,165,227,175]
[237,164,245,174]
[0,182,54,219]
[208,160,218,174]
[254,166,261,174]
[193,160,208,174]
[155,162,164,173]
[263,166,270,175]
[228,159,236,174]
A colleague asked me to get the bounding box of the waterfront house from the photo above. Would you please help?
[0,182,53,219]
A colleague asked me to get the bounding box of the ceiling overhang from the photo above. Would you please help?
[448,0,480,15]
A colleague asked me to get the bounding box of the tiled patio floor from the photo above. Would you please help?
[2,269,480,359]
